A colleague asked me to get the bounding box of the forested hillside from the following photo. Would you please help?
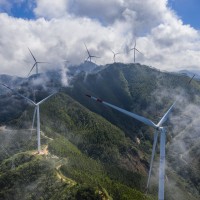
[0,63,199,199]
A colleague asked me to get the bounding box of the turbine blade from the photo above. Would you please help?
[27,63,36,77]
[86,94,157,128]
[85,56,89,61]
[110,49,115,54]
[135,48,142,54]
[157,101,176,127]
[28,48,37,62]
[1,84,36,105]
[109,48,119,56]
[146,130,159,189]
[84,43,90,56]
[37,92,56,105]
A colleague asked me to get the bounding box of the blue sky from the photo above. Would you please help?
[168,0,200,29]
[0,0,35,19]
[1,0,200,29]
[10,1,35,19]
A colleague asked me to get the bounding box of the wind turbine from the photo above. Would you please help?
[1,84,56,153]
[110,49,121,63]
[86,94,176,200]
[27,48,48,77]
[129,41,142,63]
[84,43,100,62]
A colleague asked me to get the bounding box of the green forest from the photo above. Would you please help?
[0,63,199,200]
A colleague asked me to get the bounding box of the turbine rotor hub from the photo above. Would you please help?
[157,127,163,131]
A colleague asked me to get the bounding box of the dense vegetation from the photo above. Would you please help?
[63,63,200,199]
[0,93,153,199]
[65,63,200,137]
[0,63,199,199]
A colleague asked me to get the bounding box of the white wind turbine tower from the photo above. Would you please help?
[86,94,176,200]
[110,49,121,63]
[129,41,142,63]
[1,84,56,153]
[27,48,48,77]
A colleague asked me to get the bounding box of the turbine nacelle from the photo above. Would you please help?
[156,126,163,131]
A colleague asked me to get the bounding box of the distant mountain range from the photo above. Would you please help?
[68,61,104,75]
[178,69,200,79]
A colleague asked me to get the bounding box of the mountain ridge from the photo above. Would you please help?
[0,62,199,199]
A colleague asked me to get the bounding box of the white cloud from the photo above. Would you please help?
[66,0,124,25]
[0,0,200,76]
[34,0,68,19]
[0,13,127,76]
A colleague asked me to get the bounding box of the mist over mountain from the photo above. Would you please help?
[68,61,103,76]
[1,0,200,199]
[178,69,200,80]
[0,62,199,200]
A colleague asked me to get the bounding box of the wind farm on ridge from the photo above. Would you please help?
[0,41,199,200]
